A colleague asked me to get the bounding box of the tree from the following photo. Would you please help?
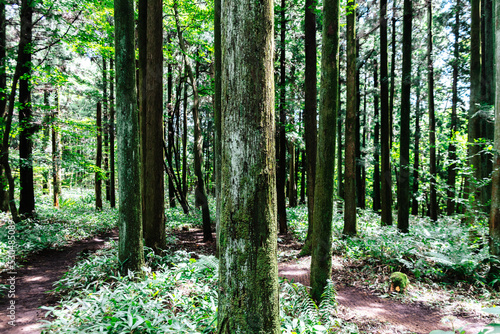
[52,91,61,208]
[373,59,381,212]
[380,0,392,226]
[115,0,144,274]
[397,0,412,233]
[301,0,318,256]
[277,0,288,234]
[412,68,422,216]
[109,58,116,208]
[427,0,437,222]
[217,0,279,330]
[18,0,36,217]
[344,0,357,236]
[310,0,339,302]
[95,102,103,210]
[139,0,165,252]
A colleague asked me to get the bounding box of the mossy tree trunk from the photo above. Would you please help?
[114,0,144,274]
[310,0,339,302]
[218,0,279,330]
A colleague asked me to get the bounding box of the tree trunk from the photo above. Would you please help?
[95,102,103,211]
[300,0,318,255]
[468,0,482,219]
[277,0,288,234]
[0,1,7,212]
[373,59,381,212]
[182,69,188,198]
[288,139,297,207]
[52,91,61,208]
[114,0,145,274]
[428,0,438,222]
[380,0,392,226]
[344,0,357,236]
[218,0,279,330]
[167,35,176,209]
[103,57,110,202]
[389,0,397,148]
[447,1,460,216]
[412,70,421,216]
[174,2,212,242]
[19,0,35,217]
[109,58,116,208]
[139,0,166,252]
[397,0,412,233]
[214,0,222,254]
[310,0,339,303]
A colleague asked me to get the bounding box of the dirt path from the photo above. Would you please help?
[278,256,488,334]
[0,229,118,334]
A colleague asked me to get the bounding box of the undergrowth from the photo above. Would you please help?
[42,243,345,333]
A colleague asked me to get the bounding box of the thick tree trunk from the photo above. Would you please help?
[139,0,166,252]
[412,71,421,216]
[214,0,222,254]
[95,102,103,211]
[428,0,438,222]
[300,0,318,255]
[174,3,212,242]
[380,0,392,226]
[310,0,339,302]
[218,0,279,330]
[277,0,288,234]
[373,59,381,212]
[114,0,144,274]
[19,0,35,217]
[397,0,412,233]
[447,1,460,215]
[344,0,357,236]
[109,58,116,208]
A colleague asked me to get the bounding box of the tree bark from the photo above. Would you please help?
[95,102,103,211]
[114,0,145,274]
[344,0,357,236]
[103,57,110,203]
[167,34,176,209]
[139,0,166,252]
[52,91,61,208]
[427,0,438,222]
[214,0,222,254]
[182,69,188,198]
[397,0,412,233]
[218,0,279,330]
[19,0,35,217]
[0,0,7,212]
[373,59,381,212]
[109,58,116,208]
[380,0,392,226]
[389,0,397,148]
[300,0,318,255]
[412,70,421,216]
[174,2,212,242]
[310,0,339,303]
[277,0,288,234]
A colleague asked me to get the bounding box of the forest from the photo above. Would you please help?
[1,0,500,332]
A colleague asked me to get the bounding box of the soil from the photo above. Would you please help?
[0,227,491,334]
[0,229,118,334]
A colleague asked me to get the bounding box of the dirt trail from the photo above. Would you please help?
[0,230,118,334]
[279,256,487,334]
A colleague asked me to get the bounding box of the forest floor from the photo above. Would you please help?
[0,227,493,334]
[0,229,119,334]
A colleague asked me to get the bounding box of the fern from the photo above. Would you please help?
[318,280,338,322]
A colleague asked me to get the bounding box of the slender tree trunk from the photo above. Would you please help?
[214,0,222,254]
[19,0,35,217]
[52,91,61,208]
[373,59,381,212]
[344,0,357,236]
[167,35,176,209]
[488,0,500,275]
[114,0,144,274]
[0,1,8,212]
[277,0,288,234]
[389,0,397,147]
[412,71,421,216]
[337,112,344,200]
[380,0,392,226]
[96,102,103,211]
[103,57,110,202]
[428,0,438,222]
[310,0,339,302]
[397,0,412,233]
[174,3,212,242]
[468,0,482,218]
[301,0,318,255]
[182,69,188,198]
[109,58,116,208]
[300,149,306,204]
[288,139,297,207]
[447,1,460,215]
[139,0,166,251]
[218,0,279,330]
